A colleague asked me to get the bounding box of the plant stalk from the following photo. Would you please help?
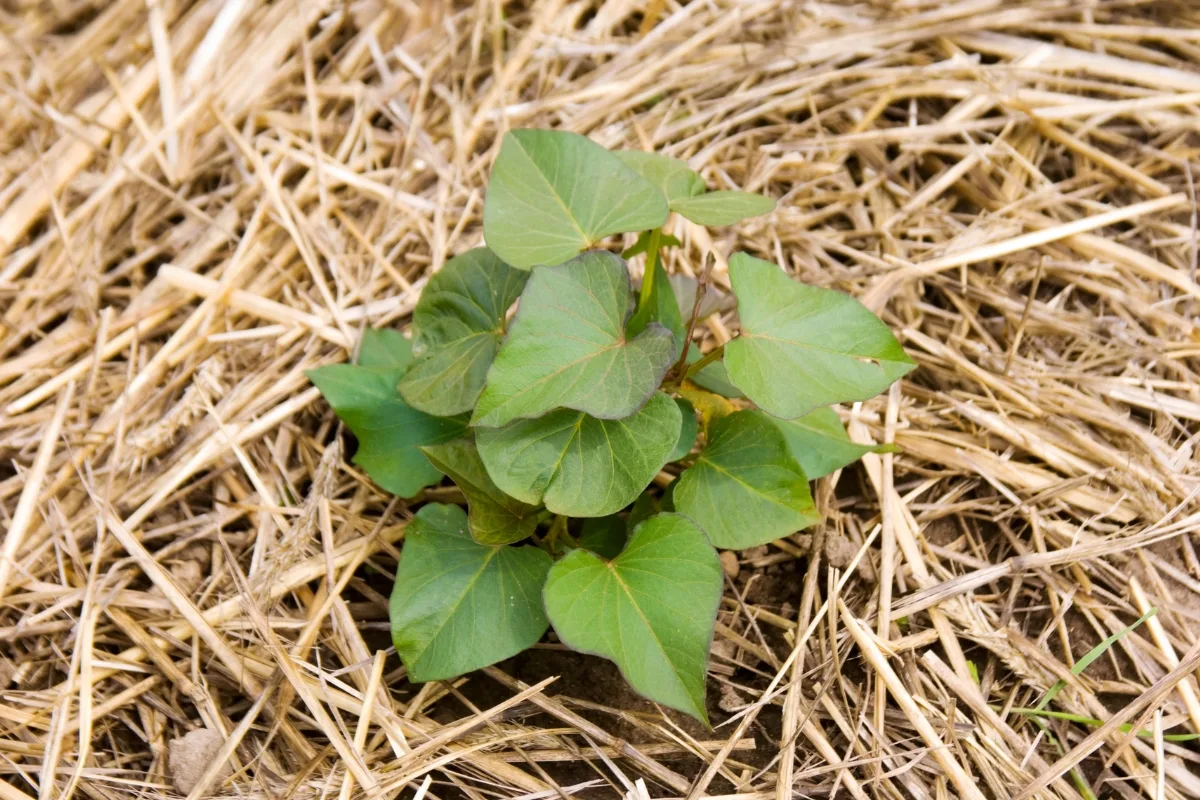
[635,227,662,316]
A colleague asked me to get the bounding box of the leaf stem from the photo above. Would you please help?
[682,343,725,381]
[635,228,663,316]
[667,253,712,383]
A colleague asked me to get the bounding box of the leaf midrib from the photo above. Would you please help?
[605,560,696,713]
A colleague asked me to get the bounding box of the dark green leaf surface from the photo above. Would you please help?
[614,151,706,205]
[306,334,466,498]
[674,410,818,548]
[669,398,699,461]
[476,392,680,517]
[399,249,528,416]
[390,504,551,681]
[672,191,776,226]
[755,407,882,479]
[421,440,538,545]
[577,516,626,560]
[483,130,668,269]
[627,259,685,359]
[724,253,915,419]
[357,328,412,369]
[473,251,675,428]
[543,513,722,722]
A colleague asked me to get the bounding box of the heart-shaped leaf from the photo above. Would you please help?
[671,191,776,226]
[399,249,528,416]
[755,407,885,480]
[669,398,699,461]
[476,392,680,517]
[614,151,706,204]
[674,410,818,549]
[420,440,539,545]
[390,504,551,682]
[724,253,915,419]
[615,151,775,226]
[543,512,722,723]
[473,251,675,428]
[307,331,466,498]
[483,130,668,269]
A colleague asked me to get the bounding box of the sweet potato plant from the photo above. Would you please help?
[308,130,913,722]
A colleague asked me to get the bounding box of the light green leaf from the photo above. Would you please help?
[614,151,706,205]
[627,259,685,359]
[674,410,818,549]
[754,407,882,479]
[420,440,539,545]
[614,151,774,226]
[307,344,466,498]
[476,392,680,517]
[672,191,776,226]
[483,130,668,269]
[684,348,743,398]
[543,512,722,723]
[357,328,412,369]
[473,251,675,428]
[622,229,682,259]
[577,516,626,560]
[399,249,528,416]
[724,253,915,419]
[390,504,551,681]
[669,398,698,461]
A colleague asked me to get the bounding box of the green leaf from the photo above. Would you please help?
[613,151,706,205]
[622,229,682,259]
[398,249,528,416]
[685,348,743,398]
[476,392,680,517]
[307,344,467,499]
[614,151,775,226]
[473,251,676,428]
[390,504,551,681]
[627,259,685,359]
[543,512,722,723]
[669,398,698,461]
[577,516,626,560]
[483,130,668,269]
[724,253,915,419]
[672,191,775,226]
[357,328,412,369]
[674,410,818,549]
[420,440,539,545]
[754,407,881,479]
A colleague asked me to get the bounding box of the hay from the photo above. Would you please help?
[3,1,1200,798]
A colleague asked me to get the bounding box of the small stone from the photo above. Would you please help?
[824,532,857,569]
[718,684,744,712]
[168,729,232,794]
[743,545,769,561]
[719,551,740,579]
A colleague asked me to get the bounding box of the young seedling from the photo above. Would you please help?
[307,128,915,722]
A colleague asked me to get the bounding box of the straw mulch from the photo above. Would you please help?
[4,1,1200,798]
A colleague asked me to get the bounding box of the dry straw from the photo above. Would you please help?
[3,1,1200,799]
